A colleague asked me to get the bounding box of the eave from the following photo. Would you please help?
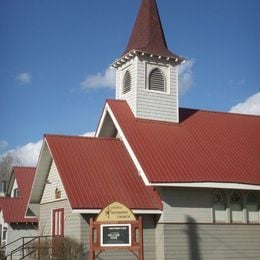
[111,49,185,68]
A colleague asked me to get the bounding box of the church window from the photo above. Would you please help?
[148,68,165,92]
[212,191,226,222]
[230,191,243,223]
[246,192,259,223]
[123,70,131,94]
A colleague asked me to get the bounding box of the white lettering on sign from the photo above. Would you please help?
[101,224,131,247]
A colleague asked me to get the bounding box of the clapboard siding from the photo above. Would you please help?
[40,200,81,239]
[136,60,178,123]
[41,160,67,204]
[162,223,260,260]
[116,55,179,123]
[116,57,137,115]
[6,224,38,260]
[159,188,212,223]
[159,188,260,224]
[155,220,165,259]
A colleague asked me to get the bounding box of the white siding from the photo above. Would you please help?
[136,60,178,123]
[115,55,179,123]
[41,160,67,204]
[116,58,137,115]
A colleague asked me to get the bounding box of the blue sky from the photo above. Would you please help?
[0,0,260,165]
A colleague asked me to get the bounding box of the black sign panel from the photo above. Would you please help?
[101,224,131,246]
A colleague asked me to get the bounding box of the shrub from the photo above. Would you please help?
[27,236,83,260]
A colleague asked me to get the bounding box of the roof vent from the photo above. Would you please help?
[123,70,131,94]
[148,68,165,92]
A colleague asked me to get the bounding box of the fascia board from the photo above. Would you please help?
[152,182,260,190]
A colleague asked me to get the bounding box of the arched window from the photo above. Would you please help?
[247,192,259,223]
[122,70,131,94]
[212,191,226,222]
[148,68,165,92]
[230,191,243,223]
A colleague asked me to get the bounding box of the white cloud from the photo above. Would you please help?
[81,131,95,137]
[0,131,96,167]
[16,72,32,85]
[1,140,43,167]
[229,92,260,115]
[80,68,116,90]
[178,59,195,95]
[0,140,8,150]
[80,61,195,94]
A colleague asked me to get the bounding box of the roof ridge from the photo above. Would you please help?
[13,166,36,170]
[180,107,260,118]
[44,133,121,142]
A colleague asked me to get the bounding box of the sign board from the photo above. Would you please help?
[89,201,143,260]
[101,224,131,247]
[96,201,136,222]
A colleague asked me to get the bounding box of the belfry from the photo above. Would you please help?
[112,0,184,123]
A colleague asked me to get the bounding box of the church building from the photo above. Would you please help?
[27,0,260,259]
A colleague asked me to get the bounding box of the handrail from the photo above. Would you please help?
[1,236,54,260]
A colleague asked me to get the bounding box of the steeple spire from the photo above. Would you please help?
[112,0,184,123]
[123,0,182,60]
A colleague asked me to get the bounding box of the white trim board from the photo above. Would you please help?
[152,182,260,190]
[72,209,162,215]
[96,102,150,185]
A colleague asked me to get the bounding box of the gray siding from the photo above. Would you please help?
[162,223,260,260]
[41,160,67,204]
[159,188,260,224]
[159,188,213,223]
[5,224,38,260]
[40,200,82,240]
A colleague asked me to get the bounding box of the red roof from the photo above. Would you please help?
[122,0,182,60]
[45,135,162,210]
[107,99,260,185]
[0,167,37,223]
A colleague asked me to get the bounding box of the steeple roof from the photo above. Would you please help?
[122,0,182,60]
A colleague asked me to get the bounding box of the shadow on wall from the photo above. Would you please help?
[185,216,201,260]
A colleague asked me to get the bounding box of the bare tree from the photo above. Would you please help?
[0,154,20,193]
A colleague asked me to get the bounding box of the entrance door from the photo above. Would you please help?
[52,208,64,257]
[52,208,64,236]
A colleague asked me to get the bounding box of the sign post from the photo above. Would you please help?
[89,202,143,260]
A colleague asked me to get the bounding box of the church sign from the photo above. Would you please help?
[101,224,131,246]
[89,201,143,260]
[96,201,136,222]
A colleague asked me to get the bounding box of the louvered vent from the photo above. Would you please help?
[149,68,165,92]
[123,70,131,94]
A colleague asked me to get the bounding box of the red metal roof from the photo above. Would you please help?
[45,135,162,210]
[107,99,260,185]
[122,0,182,60]
[0,167,37,223]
